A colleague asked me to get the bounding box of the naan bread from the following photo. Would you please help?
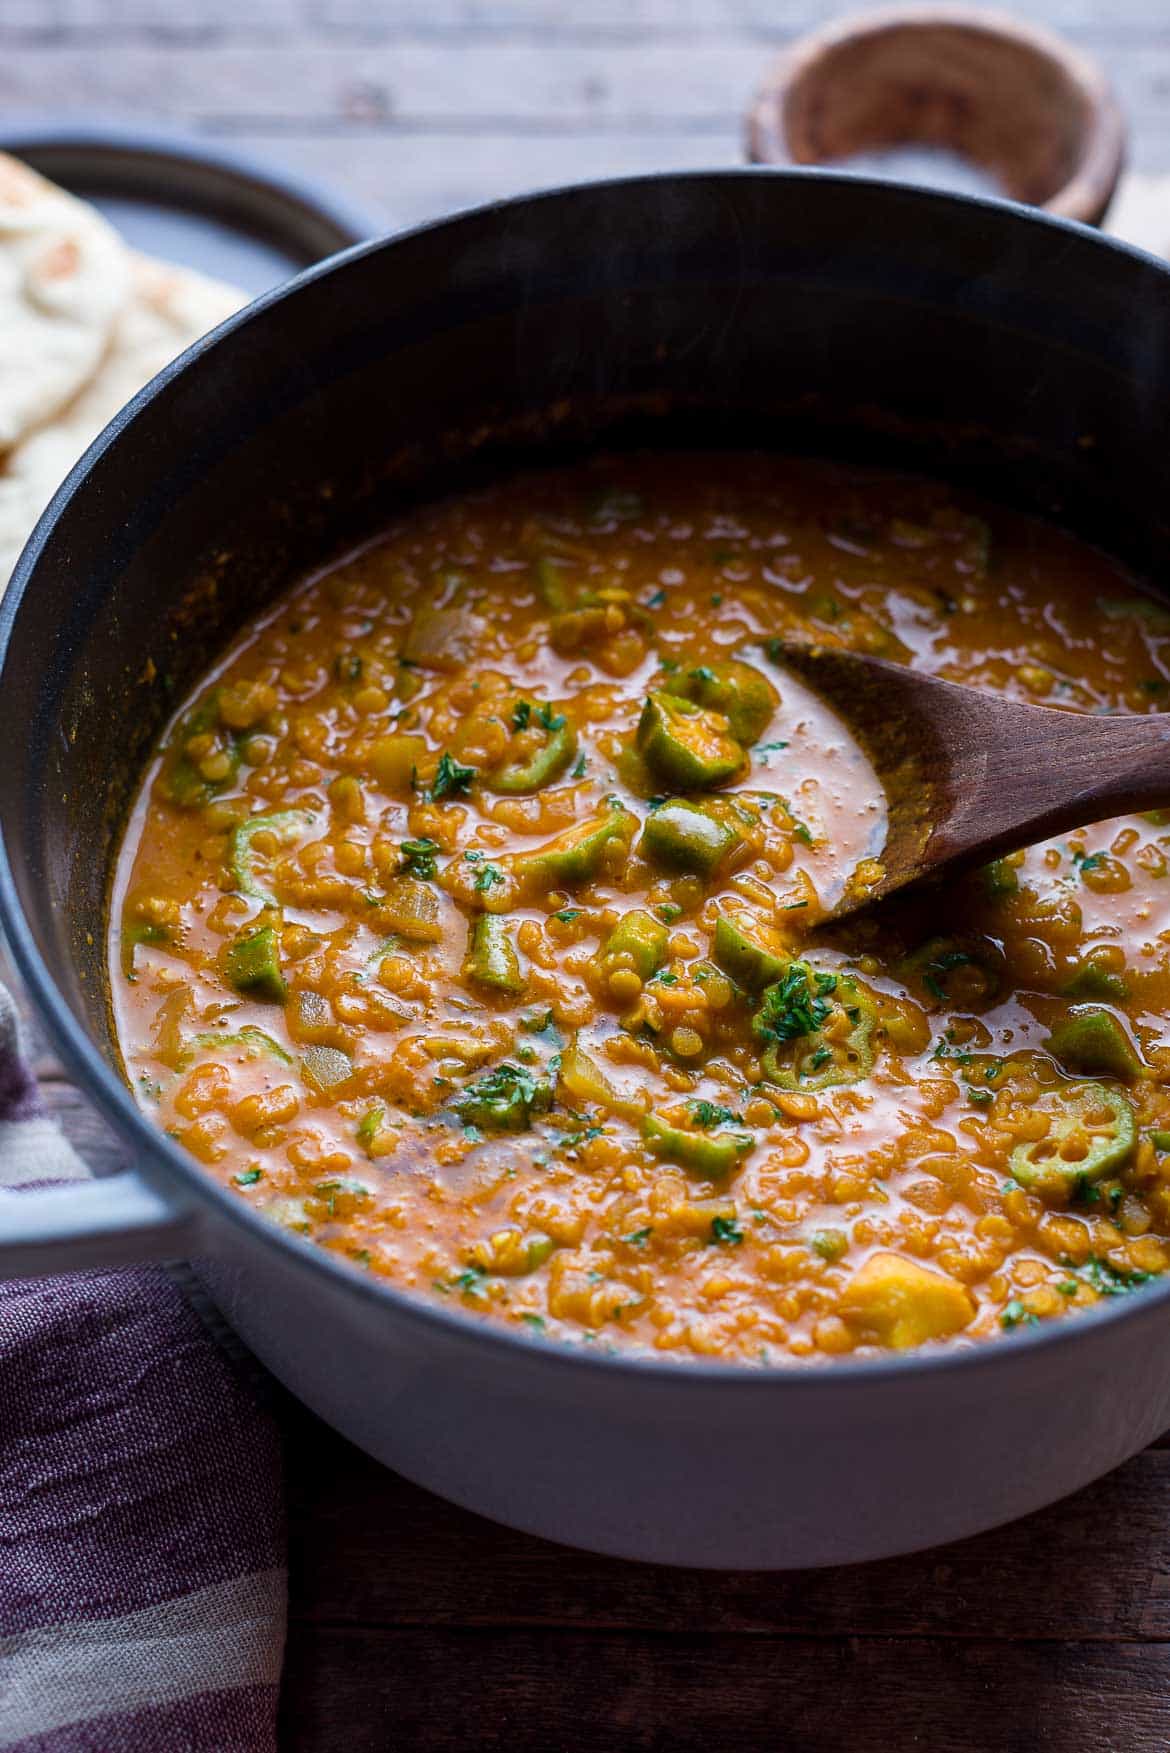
[0,153,130,452]
[0,251,245,588]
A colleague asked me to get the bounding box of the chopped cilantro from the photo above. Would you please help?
[474,863,505,894]
[1000,1299,1038,1330]
[920,948,974,1002]
[710,1215,745,1247]
[646,588,666,609]
[655,903,683,924]
[234,1167,262,1187]
[1080,1255,1155,1297]
[931,1039,973,1067]
[521,1313,547,1333]
[571,752,587,779]
[512,700,532,730]
[453,1063,551,1132]
[429,750,476,800]
[690,1100,743,1128]
[537,702,566,732]
[623,1226,653,1247]
[1071,1177,1123,1213]
[754,963,837,1044]
[554,908,582,924]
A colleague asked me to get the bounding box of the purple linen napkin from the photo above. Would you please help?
[0,986,286,1751]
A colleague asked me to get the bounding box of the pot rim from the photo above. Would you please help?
[5,164,1170,1391]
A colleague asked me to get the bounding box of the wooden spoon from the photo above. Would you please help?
[774,642,1170,922]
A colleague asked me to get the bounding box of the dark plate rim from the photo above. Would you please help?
[0,118,381,257]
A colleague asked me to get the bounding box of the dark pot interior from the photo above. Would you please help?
[2,170,1170,1076]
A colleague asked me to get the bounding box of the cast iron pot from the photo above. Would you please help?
[2,171,1170,1569]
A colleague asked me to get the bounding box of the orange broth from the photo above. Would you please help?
[109,453,1170,1361]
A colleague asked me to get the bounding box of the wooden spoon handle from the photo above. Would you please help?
[935,703,1170,866]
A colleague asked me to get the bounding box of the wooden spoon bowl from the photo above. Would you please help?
[774,641,1170,922]
[747,5,1126,225]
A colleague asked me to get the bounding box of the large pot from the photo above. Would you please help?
[2,172,1170,1569]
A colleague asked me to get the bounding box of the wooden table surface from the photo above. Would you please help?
[9,2,1170,1747]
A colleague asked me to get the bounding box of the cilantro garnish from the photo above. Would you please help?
[921,948,974,1001]
[1080,1255,1154,1296]
[690,1100,743,1129]
[710,1216,745,1247]
[1000,1299,1038,1330]
[754,963,837,1045]
[452,1064,551,1132]
[429,751,476,800]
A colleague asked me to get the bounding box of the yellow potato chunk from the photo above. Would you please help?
[839,1252,974,1350]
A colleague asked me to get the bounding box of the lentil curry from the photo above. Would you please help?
[110,454,1170,1362]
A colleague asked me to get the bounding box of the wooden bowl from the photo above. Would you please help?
[747,5,1125,226]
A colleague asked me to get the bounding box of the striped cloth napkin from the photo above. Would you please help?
[0,985,286,1750]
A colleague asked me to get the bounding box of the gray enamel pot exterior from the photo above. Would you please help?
[3,171,1170,1568]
